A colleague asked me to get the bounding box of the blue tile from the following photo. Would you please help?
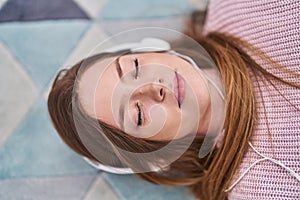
[0,175,95,200]
[100,0,191,20]
[0,99,98,179]
[0,0,89,22]
[103,173,195,200]
[0,20,90,89]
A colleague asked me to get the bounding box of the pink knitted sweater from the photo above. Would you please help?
[204,0,300,199]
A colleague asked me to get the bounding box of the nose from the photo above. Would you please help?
[134,84,165,102]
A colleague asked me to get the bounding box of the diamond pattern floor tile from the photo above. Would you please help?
[0,20,91,89]
[43,22,111,100]
[99,0,191,20]
[84,175,120,200]
[0,0,89,22]
[0,99,98,179]
[62,22,111,67]
[0,42,39,147]
[99,17,188,38]
[74,0,107,18]
[0,175,95,200]
[103,173,195,200]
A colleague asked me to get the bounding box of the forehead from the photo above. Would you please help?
[77,55,118,119]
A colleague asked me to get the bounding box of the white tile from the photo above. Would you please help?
[43,81,52,101]
[0,43,39,146]
[0,0,8,9]
[84,176,119,200]
[74,0,108,18]
[43,22,112,100]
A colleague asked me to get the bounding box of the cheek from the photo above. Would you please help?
[126,101,182,140]
[147,105,182,141]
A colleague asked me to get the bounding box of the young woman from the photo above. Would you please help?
[48,0,300,199]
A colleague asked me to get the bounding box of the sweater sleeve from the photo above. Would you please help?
[204,1,300,199]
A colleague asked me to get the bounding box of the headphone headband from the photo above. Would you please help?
[103,37,171,53]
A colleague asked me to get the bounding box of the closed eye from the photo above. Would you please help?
[136,102,142,126]
[134,58,139,79]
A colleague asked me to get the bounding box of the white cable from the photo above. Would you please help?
[225,142,300,192]
[224,157,268,192]
[248,142,300,182]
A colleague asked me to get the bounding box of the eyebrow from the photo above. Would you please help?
[118,100,125,130]
[115,57,123,78]
[114,57,125,129]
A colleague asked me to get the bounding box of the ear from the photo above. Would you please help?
[130,38,171,53]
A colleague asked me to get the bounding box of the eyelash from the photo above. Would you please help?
[134,58,139,79]
[136,102,142,126]
[134,58,142,126]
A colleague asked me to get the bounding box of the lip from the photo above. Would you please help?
[173,71,186,108]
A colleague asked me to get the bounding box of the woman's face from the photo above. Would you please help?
[78,52,211,141]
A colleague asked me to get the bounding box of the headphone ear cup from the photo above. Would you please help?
[131,38,171,53]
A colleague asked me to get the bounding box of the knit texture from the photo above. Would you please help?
[204,0,300,199]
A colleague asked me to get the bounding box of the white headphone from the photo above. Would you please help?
[103,37,171,53]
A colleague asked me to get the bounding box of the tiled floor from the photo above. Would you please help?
[0,0,204,199]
